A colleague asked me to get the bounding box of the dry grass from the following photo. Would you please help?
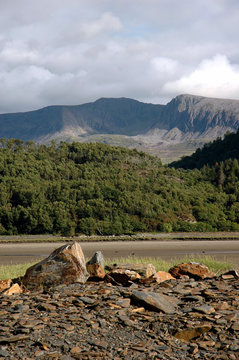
[0,262,37,280]
[105,255,234,274]
[0,255,233,280]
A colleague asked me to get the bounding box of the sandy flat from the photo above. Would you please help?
[0,240,238,266]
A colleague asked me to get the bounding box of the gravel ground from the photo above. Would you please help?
[0,273,238,359]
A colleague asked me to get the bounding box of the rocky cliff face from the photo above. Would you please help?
[160,94,239,133]
[1,94,239,161]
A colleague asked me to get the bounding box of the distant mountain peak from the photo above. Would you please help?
[0,94,239,162]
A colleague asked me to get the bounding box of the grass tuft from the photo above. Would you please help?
[0,255,234,280]
[0,262,37,280]
[105,255,234,274]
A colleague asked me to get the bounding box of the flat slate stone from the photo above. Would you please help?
[193,304,215,314]
[131,290,176,314]
[0,335,29,344]
[174,325,212,342]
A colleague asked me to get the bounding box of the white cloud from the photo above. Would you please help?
[0,0,239,112]
[0,41,39,67]
[81,12,122,38]
[150,57,178,75]
[164,55,239,99]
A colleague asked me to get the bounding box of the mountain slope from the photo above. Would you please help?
[0,98,163,141]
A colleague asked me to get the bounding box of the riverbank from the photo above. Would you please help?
[1,232,239,243]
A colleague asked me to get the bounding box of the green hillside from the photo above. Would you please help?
[170,130,239,170]
[0,139,239,235]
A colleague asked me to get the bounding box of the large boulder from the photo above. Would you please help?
[169,262,215,280]
[22,242,89,291]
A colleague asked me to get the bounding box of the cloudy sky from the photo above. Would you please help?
[1,0,239,113]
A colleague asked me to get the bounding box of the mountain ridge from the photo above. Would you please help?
[1,94,239,161]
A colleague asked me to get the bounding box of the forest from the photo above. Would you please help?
[171,130,239,170]
[0,138,239,235]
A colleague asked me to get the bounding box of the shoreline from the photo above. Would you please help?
[1,231,239,243]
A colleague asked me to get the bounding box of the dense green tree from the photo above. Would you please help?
[171,129,239,170]
[0,139,239,235]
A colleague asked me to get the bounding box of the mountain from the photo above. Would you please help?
[1,94,239,161]
[0,98,163,141]
[170,130,239,170]
[156,94,239,132]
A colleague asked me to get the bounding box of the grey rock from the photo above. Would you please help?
[131,290,176,314]
[87,251,104,269]
[0,349,10,357]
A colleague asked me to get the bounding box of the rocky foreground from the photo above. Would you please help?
[0,243,238,360]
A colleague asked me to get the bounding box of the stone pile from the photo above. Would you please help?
[0,242,238,359]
